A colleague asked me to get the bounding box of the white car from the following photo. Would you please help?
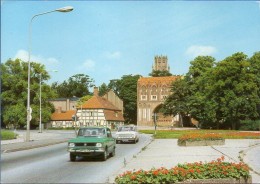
[115,125,139,144]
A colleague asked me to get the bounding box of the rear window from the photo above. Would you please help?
[118,126,135,132]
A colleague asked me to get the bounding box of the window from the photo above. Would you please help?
[161,95,167,100]
[141,95,147,100]
[151,95,157,100]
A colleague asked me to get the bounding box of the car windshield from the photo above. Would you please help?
[78,128,106,137]
[118,126,135,132]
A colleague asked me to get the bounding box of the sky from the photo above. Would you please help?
[1,1,260,88]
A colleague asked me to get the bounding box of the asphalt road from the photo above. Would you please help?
[1,134,152,183]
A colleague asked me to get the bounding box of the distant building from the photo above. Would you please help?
[137,55,185,127]
[50,110,76,128]
[137,76,180,127]
[76,87,124,129]
[49,88,124,129]
[49,97,79,112]
[152,55,170,71]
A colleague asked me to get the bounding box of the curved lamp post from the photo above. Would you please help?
[26,6,73,142]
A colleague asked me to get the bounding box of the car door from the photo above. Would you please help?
[106,128,115,153]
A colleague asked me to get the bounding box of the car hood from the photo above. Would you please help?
[68,137,108,143]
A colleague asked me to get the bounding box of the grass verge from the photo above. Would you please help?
[139,129,260,139]
[1,130,17,140]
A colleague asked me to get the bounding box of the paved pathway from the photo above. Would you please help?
[109,139,260,183]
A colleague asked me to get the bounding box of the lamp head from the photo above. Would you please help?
[56,6,73,13]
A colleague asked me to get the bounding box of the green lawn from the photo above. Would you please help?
[1,130,17,140]
[139,129,260,139]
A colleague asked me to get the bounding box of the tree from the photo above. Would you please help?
[76,95,92,107]
[186,56,218,128]
[51,74,94,98]
[1,59,56,128]
[211,52,260,129]
[98,83,109,96]
[162,78,191,126]
[108,75,141,124]
[149,70,172,77]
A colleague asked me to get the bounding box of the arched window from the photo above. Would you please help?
[151,85,157,100]
[140,86,147,100]
[161,85,167,100]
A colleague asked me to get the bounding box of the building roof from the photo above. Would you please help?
[80,95,121,111]
[138,76,180,85]
[103,109,125,121]
[48,97,79,101]
[51,110,76,121]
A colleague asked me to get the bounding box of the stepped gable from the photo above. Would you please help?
[51,110,76,121]
[80,95,121,111]
[138,76,180,86]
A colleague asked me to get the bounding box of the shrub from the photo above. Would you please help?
[115,156,250,184]
[178,133,224,145]
[239,120,260,131]
[1,130,17,140]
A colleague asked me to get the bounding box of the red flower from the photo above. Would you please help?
[130,175,136,180]
[153,170,159,176]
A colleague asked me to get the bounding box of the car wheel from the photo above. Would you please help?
[70,153,76,162]
[102,149,108,161]
[116,140,120,144]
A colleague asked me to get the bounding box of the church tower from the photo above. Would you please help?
[152,55,170,71]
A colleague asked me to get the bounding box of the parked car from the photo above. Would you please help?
[67,127,116,161]
[115,125,139,144]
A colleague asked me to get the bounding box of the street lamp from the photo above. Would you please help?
[26,6,73,142]
[39,70,58,133]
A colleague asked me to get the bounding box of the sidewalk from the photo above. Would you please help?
[1,130,75,153]
[109,139,260,183]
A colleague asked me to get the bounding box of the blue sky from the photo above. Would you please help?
[1,1,260,87]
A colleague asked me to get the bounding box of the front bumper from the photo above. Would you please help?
[68,148,105,156]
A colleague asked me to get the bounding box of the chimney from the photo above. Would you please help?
[93,87,99,96]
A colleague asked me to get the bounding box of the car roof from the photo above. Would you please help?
[79,126,109,129]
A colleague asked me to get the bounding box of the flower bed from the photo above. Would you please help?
[115,156,251,184]
[178,133,225,146]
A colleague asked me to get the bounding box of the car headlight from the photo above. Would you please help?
[68,143,75,147]
[96,143,102,147]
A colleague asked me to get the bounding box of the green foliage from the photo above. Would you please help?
[108,75,141,124]
[76,95,92,106]
[98,83,109,96]
[163,52,260,130]
[1,59,57,128]
[239,120,260,131]
[1,130,17,140]
[149,70,172,77]
[51,74,94,98]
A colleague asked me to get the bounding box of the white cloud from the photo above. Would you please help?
[13,49,59,65]
[104,51,122,59]
[185,45,217,58]
[81,59,95,71]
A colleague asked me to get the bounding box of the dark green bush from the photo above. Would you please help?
[239,120,260,131]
